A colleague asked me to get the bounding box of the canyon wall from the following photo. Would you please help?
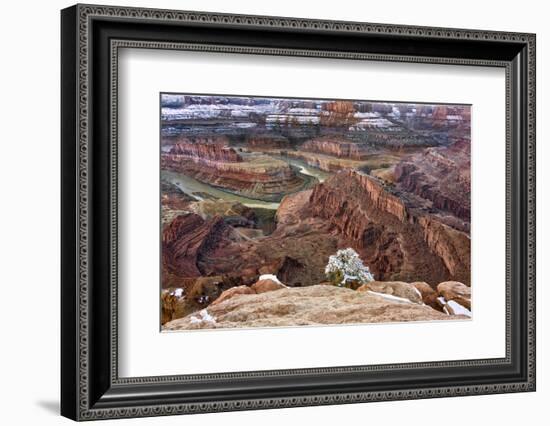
[394,139,471,223]
[319,101,358,128]
[301,137,370,159]
[162,169,470,289]
[162,141,311,202]
[418,216,471,284]
[162,213,241,280]
[170,140,242,163]
[247,135,290,150]
[306,170,470,286]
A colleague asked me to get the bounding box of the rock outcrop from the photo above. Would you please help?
[163,285,466,330]
[162,213,243,281]
[301,137,370,159]
[357,281,423,304]
[160,180,196,225]
[418,217,471,285]
[412,281,441,311]
[210,285,255,306]
[209,278,286,307]
[170,139,242,163]
[251,278,286,293]
[188,200,256,226]
[394,139,471,226]
[246,135,290,150]
[437,281,471,310]
[319,101,358,128]
[284,151,366,173]
[276,190,313,225]
[309,169,408,221]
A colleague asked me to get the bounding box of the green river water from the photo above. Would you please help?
[161,155,331,210]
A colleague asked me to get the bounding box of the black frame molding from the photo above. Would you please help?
[61,4,536,421]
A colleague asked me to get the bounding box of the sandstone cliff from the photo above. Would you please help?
[319,101,358,128]
[162,213,243,280]
[394,139,470,225]
[305,170,470,285]
[301,137,370,159]
[170,140,242,162]
[246,135,290,150]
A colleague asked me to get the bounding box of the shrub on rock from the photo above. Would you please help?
[325,248,374,288]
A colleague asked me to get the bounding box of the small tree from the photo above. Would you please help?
[325,248,374,288]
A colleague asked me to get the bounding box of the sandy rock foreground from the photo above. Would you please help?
[163,284,466,330]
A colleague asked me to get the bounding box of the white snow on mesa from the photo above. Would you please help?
[161,103,279,121]
[161,94,185,107]
[172,288,184,298]
[350,118,394,129]
[233,122,257,128]
[353,112,381,118]
[446,300,472,317]
[230,109,250,118]
[265,114,320,124]
[287,107,319,115]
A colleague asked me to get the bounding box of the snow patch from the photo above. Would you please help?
[366,290,413,304]
[259,274,286,286]
[199,309,216,323]
[438,296,450,315]
[353,111,380,118]
[189,309,217,325]
[447,300,472,317]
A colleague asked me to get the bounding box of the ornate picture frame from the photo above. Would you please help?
[61,4,535,421]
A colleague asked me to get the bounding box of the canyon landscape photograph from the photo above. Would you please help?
[160,93,472,331]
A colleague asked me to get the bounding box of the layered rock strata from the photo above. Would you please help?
[319,101,358,128]
[301,137,370,159]
[162,141,310,202]
[169,140,242,163]
[394,139,470,224]
[162,213,244,280]
[306,170,470,285]
[246,135,290,150]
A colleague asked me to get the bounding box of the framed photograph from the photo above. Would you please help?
[61,4,536,421]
